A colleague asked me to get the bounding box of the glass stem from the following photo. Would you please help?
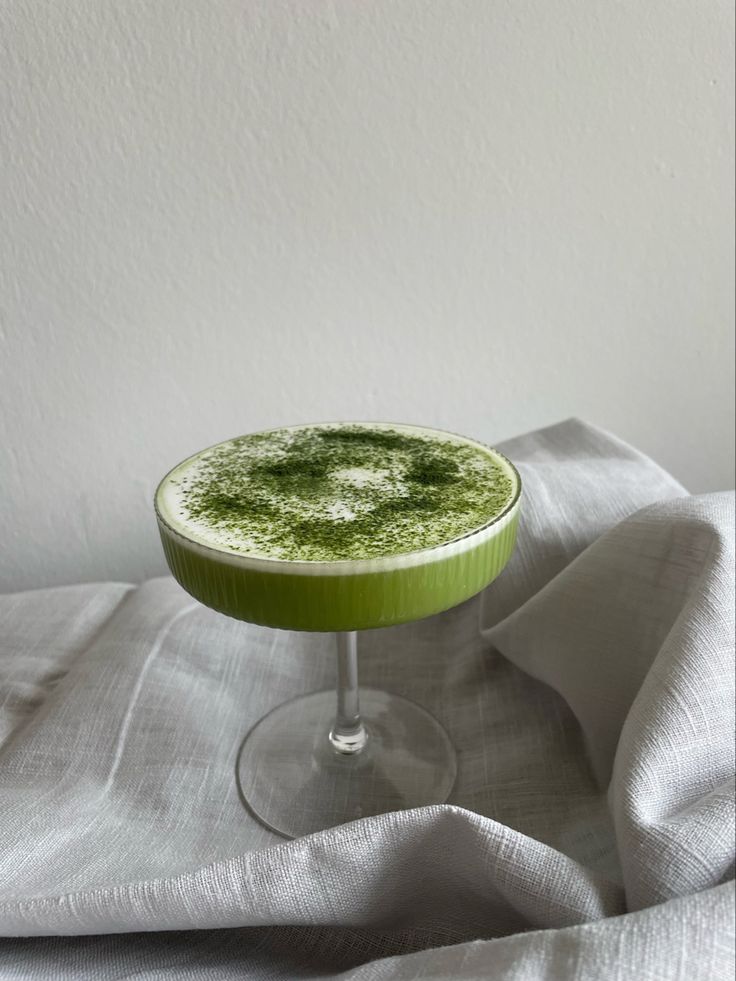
[329,631,367,755]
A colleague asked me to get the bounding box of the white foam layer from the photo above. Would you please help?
[158,494,521,576]
[155,421,521,571]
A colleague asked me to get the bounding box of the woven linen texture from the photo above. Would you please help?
[0,419,733,979]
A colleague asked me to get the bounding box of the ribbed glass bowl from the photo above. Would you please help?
[155,427,521,632]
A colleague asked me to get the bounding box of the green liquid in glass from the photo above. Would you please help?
[155,422,521,631]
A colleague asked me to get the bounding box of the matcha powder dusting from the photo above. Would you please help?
[162,424,516,561]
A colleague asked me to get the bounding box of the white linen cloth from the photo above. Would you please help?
[0,419,733,979]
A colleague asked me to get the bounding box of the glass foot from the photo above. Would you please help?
[236,688,457,838]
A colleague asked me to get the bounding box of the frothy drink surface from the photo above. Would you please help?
[157,424,516,562]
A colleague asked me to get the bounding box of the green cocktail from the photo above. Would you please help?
[155,422,521,837]
[156,422,520,632]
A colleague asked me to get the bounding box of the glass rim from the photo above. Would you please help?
[154,420,522,573]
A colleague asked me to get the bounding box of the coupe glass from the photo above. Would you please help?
[155,424,521,839]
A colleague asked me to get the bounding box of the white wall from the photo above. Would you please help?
[1,1,733,592]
